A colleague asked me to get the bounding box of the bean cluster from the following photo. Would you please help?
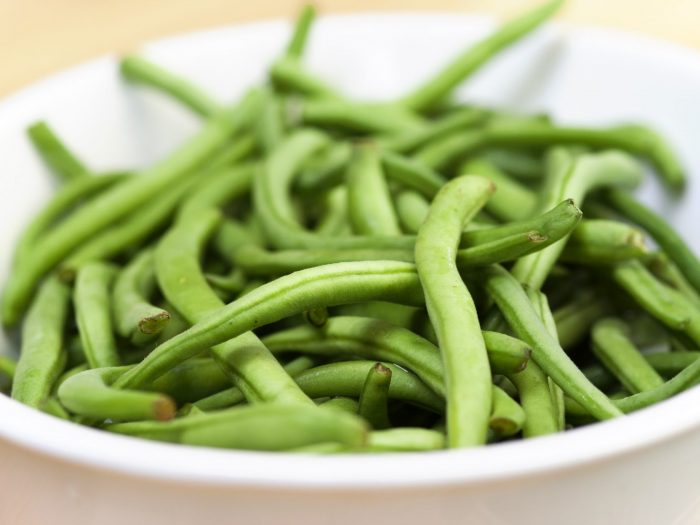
[2,0,699,452]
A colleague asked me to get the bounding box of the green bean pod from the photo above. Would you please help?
[489,385,526,438]
[561,219,648,265]
[27,121,90,182]
[358,363,392,429]
[367,428,446,451]
[12,277,70,408]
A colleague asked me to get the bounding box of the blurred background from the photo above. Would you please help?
[0,0,694,97]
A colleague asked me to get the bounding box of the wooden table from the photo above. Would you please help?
[0,0,695,97]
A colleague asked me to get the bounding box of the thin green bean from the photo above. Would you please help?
[358,363,392,429]
[27,121,90,182]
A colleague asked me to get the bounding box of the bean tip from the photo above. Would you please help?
[138,310,171,335]
[154,396,177,421]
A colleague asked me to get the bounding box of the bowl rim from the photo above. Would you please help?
[2,11,700,489]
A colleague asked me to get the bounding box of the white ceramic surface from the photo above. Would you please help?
[1,13,700,525]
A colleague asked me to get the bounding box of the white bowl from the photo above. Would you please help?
[2,12,700,525]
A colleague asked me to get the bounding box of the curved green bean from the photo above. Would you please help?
[27,121,90,182]
[415,175,494,447]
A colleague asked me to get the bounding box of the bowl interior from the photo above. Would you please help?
[1,12,700,486]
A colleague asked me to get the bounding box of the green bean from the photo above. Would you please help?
[605,189,700,291]
[508,363,560,437]
[286,4,316,59]
[192,356,316,411]
[560,219,647,265]
[382,151,447,199]
[27,121,90,182]
[367,428,445,452]
[644,352,700,376]
[303,307,329,328]
[490,385,526,438]
[614,356,700,413]
[41,397,71,420]
[314,186,351,235]
[12,173,124,265]
[321,397,359,413]
[154,208,312,406]
[254,87,285,154]
[381,107,487,154]
[591,318,664,394]
[58,366,176,421]
[233,215,573,277]
[120,55,222,117]
[294,361,443,413]
[399,0,564,111]
[414,121,683,190]
[527,288,565,431]
[11,277,70,408]
[415,175,494,447]
[396,190,430,234]
[74,262,120,368]
[483,148,544,180]
[113,249,171,343]
[358,363,392,429]
[148,358,231,404]
[647,252,700,310]
[2,96,255,327]
[261,316,531,381]
[461,158,538,221]
[460,198,581,246]
[475,264,622,420]
[270,57,339,99]
[0,356,17,381]
[612,259,694,332]
[347,144,402,236]
[293,98,425,135]
[553,291,610,349]
[107,403,368,450]
[334,302,422,331]
[512,149,642,290]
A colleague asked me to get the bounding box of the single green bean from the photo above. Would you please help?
[396,190,430,234]
[120,55,222,117]
[286,5,316,59]
[415,175,494,447]
[314,186,351,235]
[321,397,359,413]
[107,403,368,450]
[591,318,664,394]
[27,121,90,182]
[382,151,447,199]
[346,143,402,236]
[358,363,392,429]
[490,384,526,438]
[399,0,564,111]
[11,277,70,408]
[605,189,700,290]
[113,249,171,343]
[270,57,340,99]
[508,363,560,437]
[74,262,120,368]
[367,428,446,451]
[561,219,647,265]
[58,366,176,421]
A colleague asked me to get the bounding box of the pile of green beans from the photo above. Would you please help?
[3,0,699,454]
